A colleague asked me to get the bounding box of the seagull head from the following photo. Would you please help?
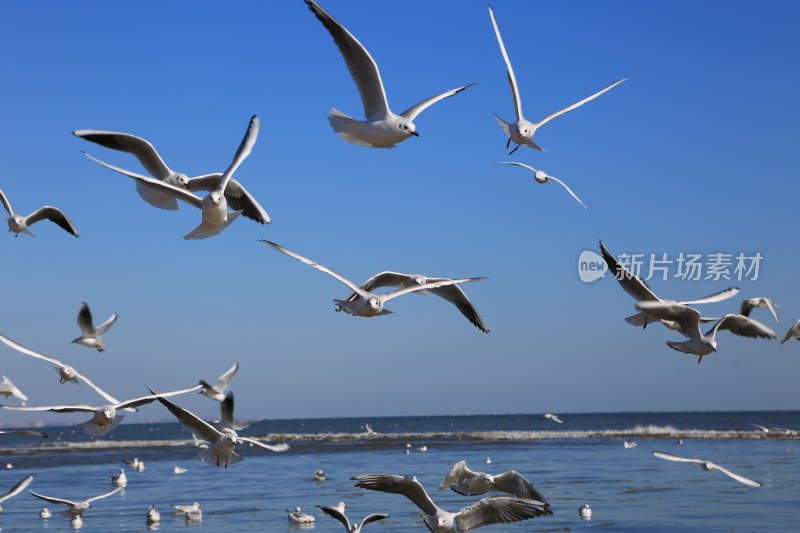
[101,408,114,421]
[480,473,497,487]
[60,366,77,383]
[368,297,381,311]
[209,191,224,207]
[176,173,190,188]
[399,121,418,137]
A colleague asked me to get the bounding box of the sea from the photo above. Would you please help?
[0,411,797,532]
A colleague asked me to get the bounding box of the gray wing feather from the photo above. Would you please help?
[711,314,777,340]
[353,474,438,516]
[493,471,548,502]
[400,84,475,122]
[76,303,96,337]
[455,497,551,531]
[151,390,221,444]
[94,313,118,337]
[599,241,659,302]
[73,129,174,179]
[26,207,79,237]
[0,475,33,503]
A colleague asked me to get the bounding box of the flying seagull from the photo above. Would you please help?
[495,162,587,209]
[0,375,28,405]
[82,115,260,239]
[341,271,489,332]
[353,474,551,532]
[739,297,780,323]
[1,188,78,237]
[318,503,388,532]
[72,302,118,352]
[652,451,762,487]
[438,460,549,504]
[488,5,627,154]
[303,0,473,148]
[635,301,776,362]
[0,475,33,513]
[74,128,269,223]
[781,319,800,344]
[261,240,482,318]
[29,486,123,517]
[199,362,239,401]
[540,413,563,424]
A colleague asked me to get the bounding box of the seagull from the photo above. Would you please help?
[287,506,316,524]
[315,469,326,481]
[0,333,126,405]
[781,319,800,344]
[739,297,780,323]
[341,271,489,332]
[82,115,260,240]
[303,0,473,148]
[494,162,587,209]
[652,451,762,487]
[623,441,638,449]
[353,474,551,532]
[579,504,592,520]
[0,375,28,405]
[199,362,239,401]
[261,240,482,318]
[29,486,123,517]
[540,413,563,424]
[0,188,79,238]
[72,302,118,352]
[488,5,627,155]
[149,388,288,468]
[111,469,127,487]
[635,301,777,362]
[173,466,188,474]
[172,502,201,515]
[1,384,201,436]
[73,128,270,223]
[599,241,741,331]
[123,458,140,469]
[438,460,549,504]
[136,461,146,473]
[214,391,258,431]
[146,505,160,524]
[318,503,388,532]
[0,429,47,438]
[751,423,770,433]
[0,475,33,513]
[40,507,52,519]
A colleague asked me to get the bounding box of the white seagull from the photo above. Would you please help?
[0,333,125,405]
[579,504,592,520]
[318,504,388,532]
[781,319,800,344]
[304,0,473,148]
[287,506,316,524]
[438,460,549,505]
[150,389,288,469]
[74,128,269,224]
[72,302,118,352]
[353,474,551,532]
[540,413,563,424]
[261,241,482,318]
[0,375,28,405]
[488,5,627,155]
[146,505,160,524]
[652,451,762,487]
[739,297,780,323]
[495,162,587,209]
[599,241,741,331]
[2,384,201,436]
[0,475,33,513]
[341,271,489,332]
[635,300,777,362]
[199,362,239,401]
[40,507,52,519]
[1,188,79,238]
[29,486,123,517]
[111,469,127,487]
[172,502,201,515]
[82,115,260,239]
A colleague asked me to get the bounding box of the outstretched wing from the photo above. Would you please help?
[0,333,65,367]
[95,312,119,338]
[455,496,551,531]
[439,460,477,489]
[213,362,239,394]
[599,241,659,302]
[217,116,260,195]
[0,475,33,503]
[535,77,628,127]
[29,489,78,507]
[710,464,762,487]
[187,176,270,224]
[238,436,290,452]
[353,474,438,516]
[652,451,704,464]
[317,504,351,530]
[86,486,123,504]
[381,278,482,304]
[73,129,175,179]
[494,471,548,503]
[546,175,588,210]
[150,390,221,444]
[678,287,740,306]
[0,189,14,216]
[76,302,96,337]
[25,207,79,237]
[710,314,777,340]
[400,84,475,122]
[117,384,202,410]
[488,5,523,121]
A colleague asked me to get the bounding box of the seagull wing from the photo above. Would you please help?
[494,471,548,502]
[546,175,588,209]
[237,437,290,452]
[635,301,703,340]
[318,505,351,530]
[73,129,174,179]
[188,176,270,224]
[2,404,96,414]
[217,115,259,195]
[82,152,203,209]
[782,320,800,344]
[304,0,390,120]
[25,207,79,237]
[0,430,47,438]
[495,161,535,173]
[151,391,221,444]
[381,278,482,304]
[439,460,476,489]
[709,463,762,487]
[0,333,65,366]
[360,513,390,528]
[345,271,412,303]
[213,362,239,393]
[455,496,552,531]
[28,489,78,507]
[488,5,522,121]
[652,451,704,464]
[85,486,123,504]
[0,189,14,216]
[710,314,777,340]
[599,241,659,302]
[71,369,122,406]
[219,391,235,430]
[76,303,97,337]
[425,282,490,333]
[116,384,202,410]
[400,84,475,122]
[94,313,118,338]
[678,287,740,305]
[535,77,628,127]
[353,474,438,516]
[0,475,33,503]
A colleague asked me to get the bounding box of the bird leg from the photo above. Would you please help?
[225,455,229,469]
[697,355,703,364]
[507,144,520,155]
[506,137,511,149]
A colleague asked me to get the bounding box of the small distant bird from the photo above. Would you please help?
[540,413,563,424]
[184,509,202,523]
[123,458,140,469]
[677,439,685,445]
[652,451,762,487]
[111,469,127,487]
[72,302,118,352]
[579,504,592,520]
[0,475,33,513]
[146,505,160,524]
[0,375,28,405]
[484,457,492,465]
[740,298,780,323]
[781,319,800,344]
[488,6,626,155]
[439,460,549,504]
[623,441,638,449]
[0,188,79,238]
[495,162,588,209]
[0,429,47,438]
[39,507,52,519]
[173,466,188,474]
[303,0,473,148]
[354,474,551,532]
[136,461,145,473]
[28,486,123,517]
[318,503,388,532]
[287,506,316,524]
[199,362,239,401]
[417,445,428,452]
[315,469,326,481]
[172,502,201,516]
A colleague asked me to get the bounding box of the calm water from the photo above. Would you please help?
[0,411,797,532]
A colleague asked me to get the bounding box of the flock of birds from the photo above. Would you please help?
[1,0,795,531]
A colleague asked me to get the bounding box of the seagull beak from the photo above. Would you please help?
[410,131,419,137]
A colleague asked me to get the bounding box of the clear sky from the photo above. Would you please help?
[0,1,798,425]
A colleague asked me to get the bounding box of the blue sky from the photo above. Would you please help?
[0,0,798,425]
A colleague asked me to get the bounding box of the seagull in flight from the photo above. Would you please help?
[438,460,549,504]
[74,128,269,223]
[29,486,123,517]
[0,333,125,405]
[353,474,551,532]
[2,384,201,436]
[488,5,627,155]
[317,504,388,532]
[652,451,762,487]
[198,362,239,402]
[495,162,587,209]
[261,241,482,319]
[0,429,48,438]
[0,375,28,405]
[304,0,474,148]
[540,413,563,424]
[781,319,800,345]
[635,301,777,362]
[72,302,118,352]
[0,475,33,513]
[82,115,261,239]
[341,271,489,333]
[739,297,780,323]
[1,188,78,238]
